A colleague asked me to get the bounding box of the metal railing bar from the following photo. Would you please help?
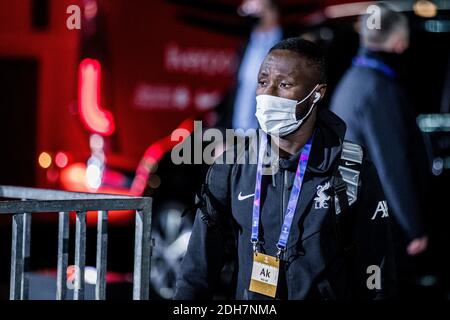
[0,198,149,214]
[56,211,70,300]
[0,185,138,200]
[95,210,108,300]
[74,211,86,300]
[20,212,31,300]
[133,202,152,300]
[10,213,24,300]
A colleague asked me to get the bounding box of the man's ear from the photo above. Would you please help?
[389,33,408,54]
[317,84,327,101]
[394,38,408,54]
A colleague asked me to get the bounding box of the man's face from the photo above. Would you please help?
[256,49,322,120]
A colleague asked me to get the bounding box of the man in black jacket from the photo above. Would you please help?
[330,3,429,256]
[175,38,396,300]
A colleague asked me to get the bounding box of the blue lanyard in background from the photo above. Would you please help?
[352,56,396,78]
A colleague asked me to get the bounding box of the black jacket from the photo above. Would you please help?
[330,48,430,240]
[175,109,396,300]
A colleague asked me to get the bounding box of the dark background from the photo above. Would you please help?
[0,0,449,300]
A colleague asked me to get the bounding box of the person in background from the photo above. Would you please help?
[217,0,283,131]
[330,3,430,256]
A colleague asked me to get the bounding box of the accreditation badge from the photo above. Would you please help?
[249,252,280,298]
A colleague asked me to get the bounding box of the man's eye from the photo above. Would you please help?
[258,80,267,87]
[280,82,292,88]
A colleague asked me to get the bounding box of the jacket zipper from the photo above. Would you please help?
[280,169,290,235]
[282,169,289,219]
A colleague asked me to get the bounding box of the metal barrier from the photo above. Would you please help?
[0,185,152,300]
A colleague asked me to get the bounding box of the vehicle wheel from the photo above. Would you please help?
[150,201,193,299]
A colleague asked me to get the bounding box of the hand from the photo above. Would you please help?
[407,236,428,256]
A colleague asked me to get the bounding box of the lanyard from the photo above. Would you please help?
[251,133,314,258]
[352,56,396,78]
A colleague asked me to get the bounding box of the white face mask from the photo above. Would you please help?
[255,84,320,137]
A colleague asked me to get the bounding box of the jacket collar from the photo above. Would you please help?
[357,47,402,76]
[277,109,346,175]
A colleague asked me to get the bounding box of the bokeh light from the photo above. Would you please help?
[38,152,52,169]
[55,152,69,168]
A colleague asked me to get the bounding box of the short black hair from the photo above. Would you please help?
[269,37,327,83]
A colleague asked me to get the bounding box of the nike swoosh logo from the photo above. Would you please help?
[344,161,356,166]
[238,192,255,201]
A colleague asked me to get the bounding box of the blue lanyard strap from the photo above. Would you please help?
[251,133,314,256]
[352,56,396,78]
[251,133,267,245]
